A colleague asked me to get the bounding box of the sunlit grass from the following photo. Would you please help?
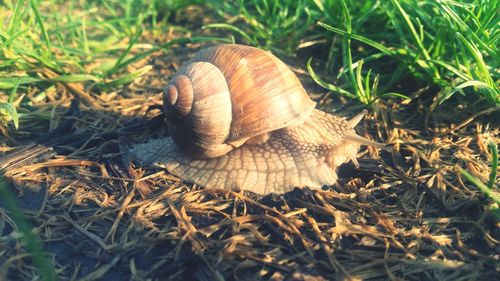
[1,0,498,129]
[0,0,153,126]
[205,0,316,55]
[204,0,499,108]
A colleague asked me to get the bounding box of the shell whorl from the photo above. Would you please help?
[164,62,234,159]
[163,75,194,120]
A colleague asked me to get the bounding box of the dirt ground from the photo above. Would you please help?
[1,33,499,280]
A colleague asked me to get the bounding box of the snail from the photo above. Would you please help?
[132,44,385,194]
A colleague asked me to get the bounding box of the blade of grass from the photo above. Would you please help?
[375,92,410,100]
[317,22,396,57]
[487,141,498,189]
[390,0,440,80]
[0,102,19,129]
[29,0,52,58]
[7,0,25,33]
[0,77,43,90]
[438,80,498,104]
[461,169,500,204]
[99,65,152,90]
[8,78,21,103]
[431,59,472,81]
[0,175,56,280]
[306,58,356,99]
[107,28,143,75]
[339,0,357,96]
[355,59,367,103]
[80,17,90,54]
[49,74,101,83]
[456,32,496,88]
[203,23,254,44]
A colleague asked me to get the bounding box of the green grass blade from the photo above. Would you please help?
[438,80,498,104]
[312,0,324,11]
[339,0,357,96]
[7,0,25,33]
[461,169,500,204]
[390,0,439,80]
[355,59,367,103]
[376,92,410,100]
[99,65,152,89]
[0,77,43,89]
[318,22,395,56]
[29,0,52,56]
[1,28,29,49]
[306,58,356,99]
[107,28,143,75]
[80,17,90,54]
[431,59,471,81]
[456,32,495,88]
[492,207,500,221]
[8,78,21,103]
[487,141,498,189]
[203,23,254,44]
[0,102,19,129]
[50,74,101,83]
[0,175,56,280]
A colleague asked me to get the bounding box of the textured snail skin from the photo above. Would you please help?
[132,109,367,194]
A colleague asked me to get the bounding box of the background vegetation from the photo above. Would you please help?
[1,0,498,130]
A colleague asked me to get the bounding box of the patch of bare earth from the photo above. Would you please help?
[1,36,499,280]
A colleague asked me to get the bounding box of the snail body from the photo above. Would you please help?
[133,44,384,194]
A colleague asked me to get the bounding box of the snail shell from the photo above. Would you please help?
[163,44,316,158]
[132,44,385,194]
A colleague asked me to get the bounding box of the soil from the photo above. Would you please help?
[1,22,499,281]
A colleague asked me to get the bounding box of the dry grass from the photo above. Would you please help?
[1,40,499,281]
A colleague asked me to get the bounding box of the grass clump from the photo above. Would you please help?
[0,0,175,130]
[461,141,500,220]
[205,0,317,55]
[318,0,499,108]
[0,174,56,281]
[1,0,498,123]
[204,0,499,108]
